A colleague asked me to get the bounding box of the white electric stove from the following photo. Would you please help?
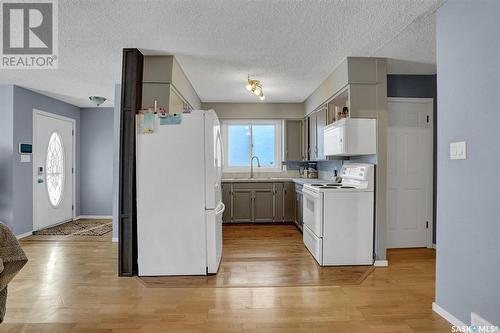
[302,163,375,266]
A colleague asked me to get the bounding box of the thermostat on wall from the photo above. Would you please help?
[19,143,32,154]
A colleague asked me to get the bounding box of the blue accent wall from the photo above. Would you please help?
[80,107,114,216]
[12,86,81,236]
[0,85,115,236]
[435,0,500,325]
[112,84,121,240]
[0,85,14,231]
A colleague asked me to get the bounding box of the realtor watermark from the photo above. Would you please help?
[1,0,58,69]
[452,325,499,333]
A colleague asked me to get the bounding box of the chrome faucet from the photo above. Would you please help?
[250,156,261,178]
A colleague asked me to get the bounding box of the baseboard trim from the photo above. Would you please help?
[75,215,112,220]
[374,260,388,267]
[432,302,466,327]
[16,231,33,239]
[112,237,118,243]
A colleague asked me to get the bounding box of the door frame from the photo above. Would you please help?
[387,97,434,249]
[32,109,76,231]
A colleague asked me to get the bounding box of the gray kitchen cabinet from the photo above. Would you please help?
[253,189,275,222]
[232,190,253,222]
[302,119,308,162]
[274,183,284,221]
[316,108,327,160]
[307,107,327,161]
[308,112,317,160]
[222,182,299,225]
[283,182,296,222]
[285,120,304,161]
[222,183,232,223]
[295,184,304,231]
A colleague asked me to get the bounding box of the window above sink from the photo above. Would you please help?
[221,119,282,173]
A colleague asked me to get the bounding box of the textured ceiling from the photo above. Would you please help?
[0,0,444,107]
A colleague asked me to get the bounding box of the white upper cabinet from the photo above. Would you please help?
[324,118,376,156]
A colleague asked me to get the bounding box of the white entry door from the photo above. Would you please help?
[387,98,433,248]
[33,111,74,231]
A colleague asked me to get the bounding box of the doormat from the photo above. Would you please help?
[33,220,112,236]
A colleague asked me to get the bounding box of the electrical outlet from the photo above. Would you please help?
[450,141,466,160]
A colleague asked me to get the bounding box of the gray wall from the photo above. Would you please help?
[435,0,500,326]
[202,102,304,119]
[0,85,14,230]
[80,107,114,216]
[12,86,81,236]
[387,74,437,244]
[0,85,115,236]
[112,84,121,240]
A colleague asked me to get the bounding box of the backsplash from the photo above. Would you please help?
[317,155,377,179]
[222,156,377,180]
[317,160,343,180]
[222,169,301,179]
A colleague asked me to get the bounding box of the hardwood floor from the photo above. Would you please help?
[1,225,451,333]
[140,224,373,288]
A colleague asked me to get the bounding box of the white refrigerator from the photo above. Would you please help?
[136,110,224,276]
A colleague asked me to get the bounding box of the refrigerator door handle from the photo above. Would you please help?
[215,202,226,216]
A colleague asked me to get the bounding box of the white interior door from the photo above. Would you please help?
[34,111,74,231]
[387,98,433,248]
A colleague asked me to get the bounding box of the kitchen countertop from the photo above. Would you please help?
[222,177,332,184]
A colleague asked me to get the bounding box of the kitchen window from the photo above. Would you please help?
[221,120,282,172]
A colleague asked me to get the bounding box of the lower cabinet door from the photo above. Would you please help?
[296,192,303,230]
[232,190,252,222]
[253,190,274,222]
[283,182,296,222]
[221,183,232,223]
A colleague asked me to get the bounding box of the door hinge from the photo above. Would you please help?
[426,115,430,123]
[72,167,74,174]
[72,205,74,211]
[72,129,75,136]
[426,221,429,229]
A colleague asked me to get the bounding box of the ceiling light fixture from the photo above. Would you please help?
[89,96,107,106]
[246,75,265,101]
[254,85,262,96]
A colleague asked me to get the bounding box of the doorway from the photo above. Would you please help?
[386,98,433,248]
[33,110,75,231]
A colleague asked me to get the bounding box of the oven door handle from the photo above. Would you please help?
[302,187,320,199]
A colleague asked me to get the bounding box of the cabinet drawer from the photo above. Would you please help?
[303,225,322,264]
[231,182,273,190]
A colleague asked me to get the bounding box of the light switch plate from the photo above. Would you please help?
[450,141,466,160]
[20,154,31,163]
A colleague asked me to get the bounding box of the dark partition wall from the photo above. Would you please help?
[118,48,143,276]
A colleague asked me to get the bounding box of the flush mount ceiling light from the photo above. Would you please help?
[246,75,265,101]
[89,96,107,106]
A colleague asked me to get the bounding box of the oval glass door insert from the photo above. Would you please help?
[46,131,65,207]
